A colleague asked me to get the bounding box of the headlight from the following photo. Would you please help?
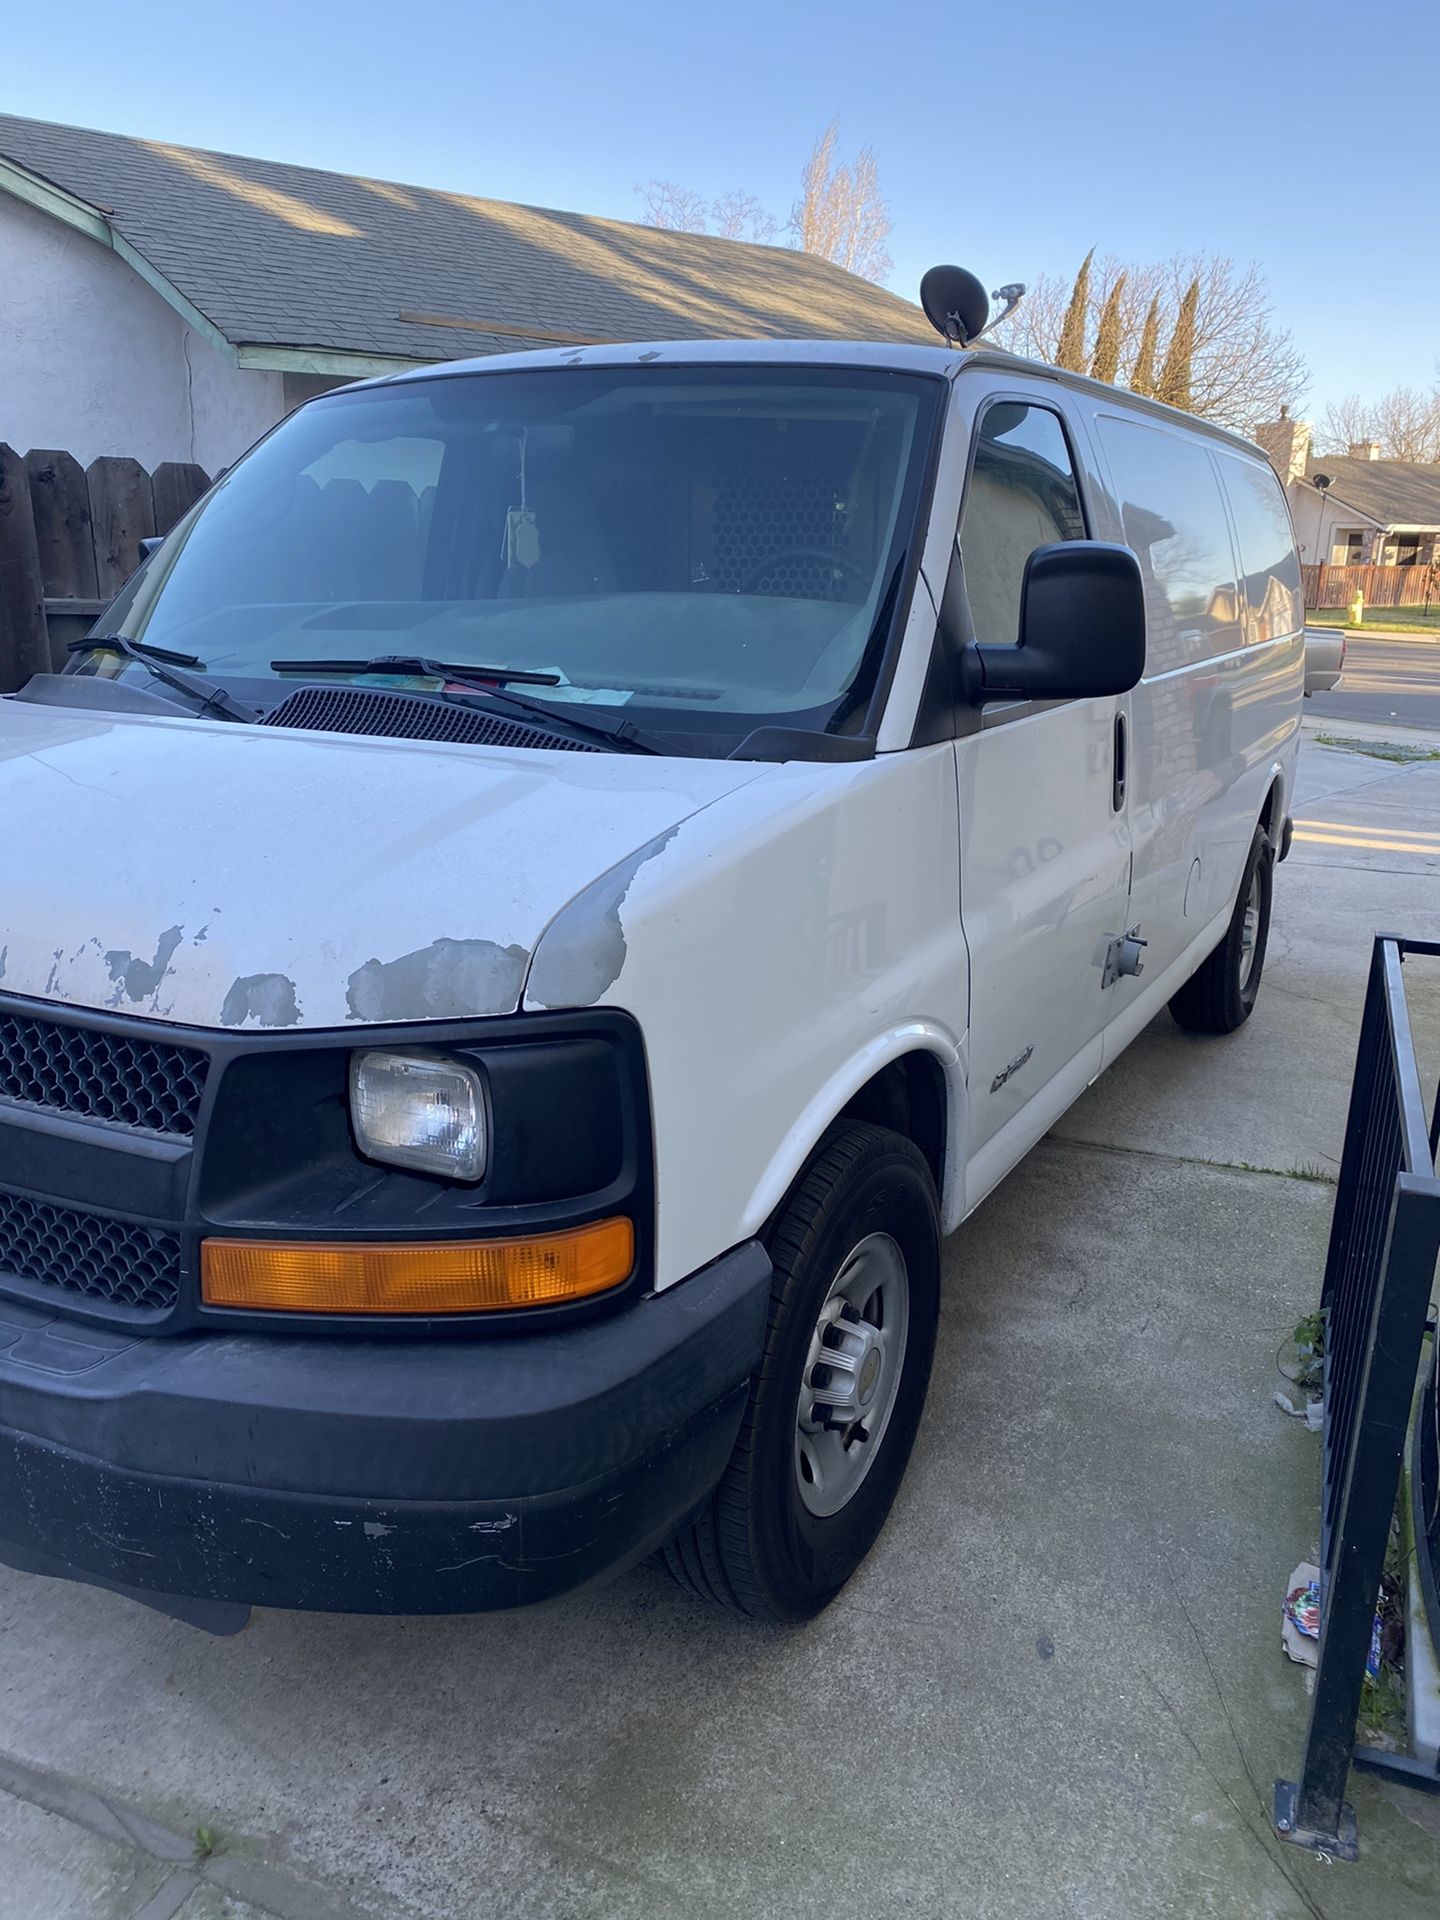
[349,1050,488,1182]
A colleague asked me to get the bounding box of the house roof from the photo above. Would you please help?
[1302,453,1440,531]
[0,112,938,378]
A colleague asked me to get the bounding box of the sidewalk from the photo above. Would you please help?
[2,733,1439,1920]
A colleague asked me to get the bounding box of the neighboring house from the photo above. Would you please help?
[1254,408,1440,569]
[0,112,935,473]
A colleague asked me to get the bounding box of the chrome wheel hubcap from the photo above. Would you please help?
[1239,870,1262,991]
[794,1233,910,1519]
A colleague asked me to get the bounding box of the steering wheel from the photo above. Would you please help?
[737,548,870,597]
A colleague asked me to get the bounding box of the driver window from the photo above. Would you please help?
[959,402,1086,648]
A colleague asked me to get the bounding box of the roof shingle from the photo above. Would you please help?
[0,112,938,362]
[1304,453,1440,529]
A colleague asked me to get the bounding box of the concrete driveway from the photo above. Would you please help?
[3,729,1439,1920]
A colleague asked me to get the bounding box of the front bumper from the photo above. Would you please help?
[0,1242,771,1621]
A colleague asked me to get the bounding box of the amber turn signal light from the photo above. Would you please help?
[201,1218,634,1314]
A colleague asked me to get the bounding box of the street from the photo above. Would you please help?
[1309,629,1440,733]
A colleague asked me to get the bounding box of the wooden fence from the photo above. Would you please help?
[0,447,210,692]
[1302,562,1440,613]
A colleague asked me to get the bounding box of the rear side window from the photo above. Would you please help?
[959,402,1086,648]
[1097,417,1241,672]
[1217,453,1303,642]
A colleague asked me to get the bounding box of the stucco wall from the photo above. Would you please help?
[0,192,285,472]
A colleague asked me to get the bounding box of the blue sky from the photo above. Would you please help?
[5,0,1436,420]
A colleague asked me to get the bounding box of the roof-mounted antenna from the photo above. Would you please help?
[920,266,1027,346]
[988,283,1026,333]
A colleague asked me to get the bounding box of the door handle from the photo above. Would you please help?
[1112,711,1127,812]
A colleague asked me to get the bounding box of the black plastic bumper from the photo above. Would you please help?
[0,1242,771,1619]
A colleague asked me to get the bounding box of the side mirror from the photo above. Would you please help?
[138,536,164,562]
[961,541,1146,704]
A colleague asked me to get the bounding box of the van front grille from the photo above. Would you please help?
[0,1192,180,1312]
[0,1010,208,1137]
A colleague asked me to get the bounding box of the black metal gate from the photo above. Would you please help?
[1274,935,1440,1858]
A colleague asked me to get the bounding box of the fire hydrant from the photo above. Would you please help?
[1348,591,1364,627]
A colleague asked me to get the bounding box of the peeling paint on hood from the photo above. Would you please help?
[525,825,679,1009]
[0,699,772,1028]
[345,938,528,1023]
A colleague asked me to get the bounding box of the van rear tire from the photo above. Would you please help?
[661,1121,940,1622]
[1169,825,1273,1034]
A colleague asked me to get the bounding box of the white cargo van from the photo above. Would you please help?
[0,313,1302,1628]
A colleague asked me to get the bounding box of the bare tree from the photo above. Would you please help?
[710,190,781,246]
[635,123,893,283]
[635,180,713,232]
[1317,394,1376,454]
[1372,386,1440,461]
[994,251,1306,431]
[789,120,892,283]
[1318,385,1440,462]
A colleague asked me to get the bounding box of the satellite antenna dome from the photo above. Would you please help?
[920,266,991,346]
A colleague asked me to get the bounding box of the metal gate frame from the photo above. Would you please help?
[1274,935,1440,1858]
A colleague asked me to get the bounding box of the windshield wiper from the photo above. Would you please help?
[68,635,259,723]
[69,634,203,668]
[272,654,663,754]
[271,655,563,688]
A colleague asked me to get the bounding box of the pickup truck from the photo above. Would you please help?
[1304,625,1346,696]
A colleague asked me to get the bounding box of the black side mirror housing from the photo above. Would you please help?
[960,541,1146,704]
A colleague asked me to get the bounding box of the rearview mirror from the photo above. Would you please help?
[961,541,1145,704]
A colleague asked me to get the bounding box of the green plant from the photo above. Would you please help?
[1312,734,1440,764]
[1155,277,1200,410]
[1234,1161,1334,1184]
[1289,1309,1325,1391]
[1090,273,1127,385]
[1359,1664,1406,1744]
[1130,293,1161,397]
[1056,248,1094,371]
[193,1826,220,1863]
[1293,1310,1324,1354]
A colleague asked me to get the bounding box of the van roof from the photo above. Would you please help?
[358,336,1267,461]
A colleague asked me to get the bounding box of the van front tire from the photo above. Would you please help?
[662,1121,940,1622]
[1169,824,1274,1034]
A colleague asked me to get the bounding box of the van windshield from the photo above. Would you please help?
[101,364,940,748]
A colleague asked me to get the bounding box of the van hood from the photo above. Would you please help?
[0,699,771,1029]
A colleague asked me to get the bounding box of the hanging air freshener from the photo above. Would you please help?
[503,429,541,570]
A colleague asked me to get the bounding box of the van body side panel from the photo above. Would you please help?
[1078,407,1302,1027]
[524,747,969,1291]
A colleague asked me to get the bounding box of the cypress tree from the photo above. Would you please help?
[1130,294,1161,397]
[1089,273,1127,385]
[1055,248,1094,372]
[1156,278,1200,411]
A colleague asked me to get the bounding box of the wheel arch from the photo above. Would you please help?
[740,1026,967,1245]
[1258,767,1286,841]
